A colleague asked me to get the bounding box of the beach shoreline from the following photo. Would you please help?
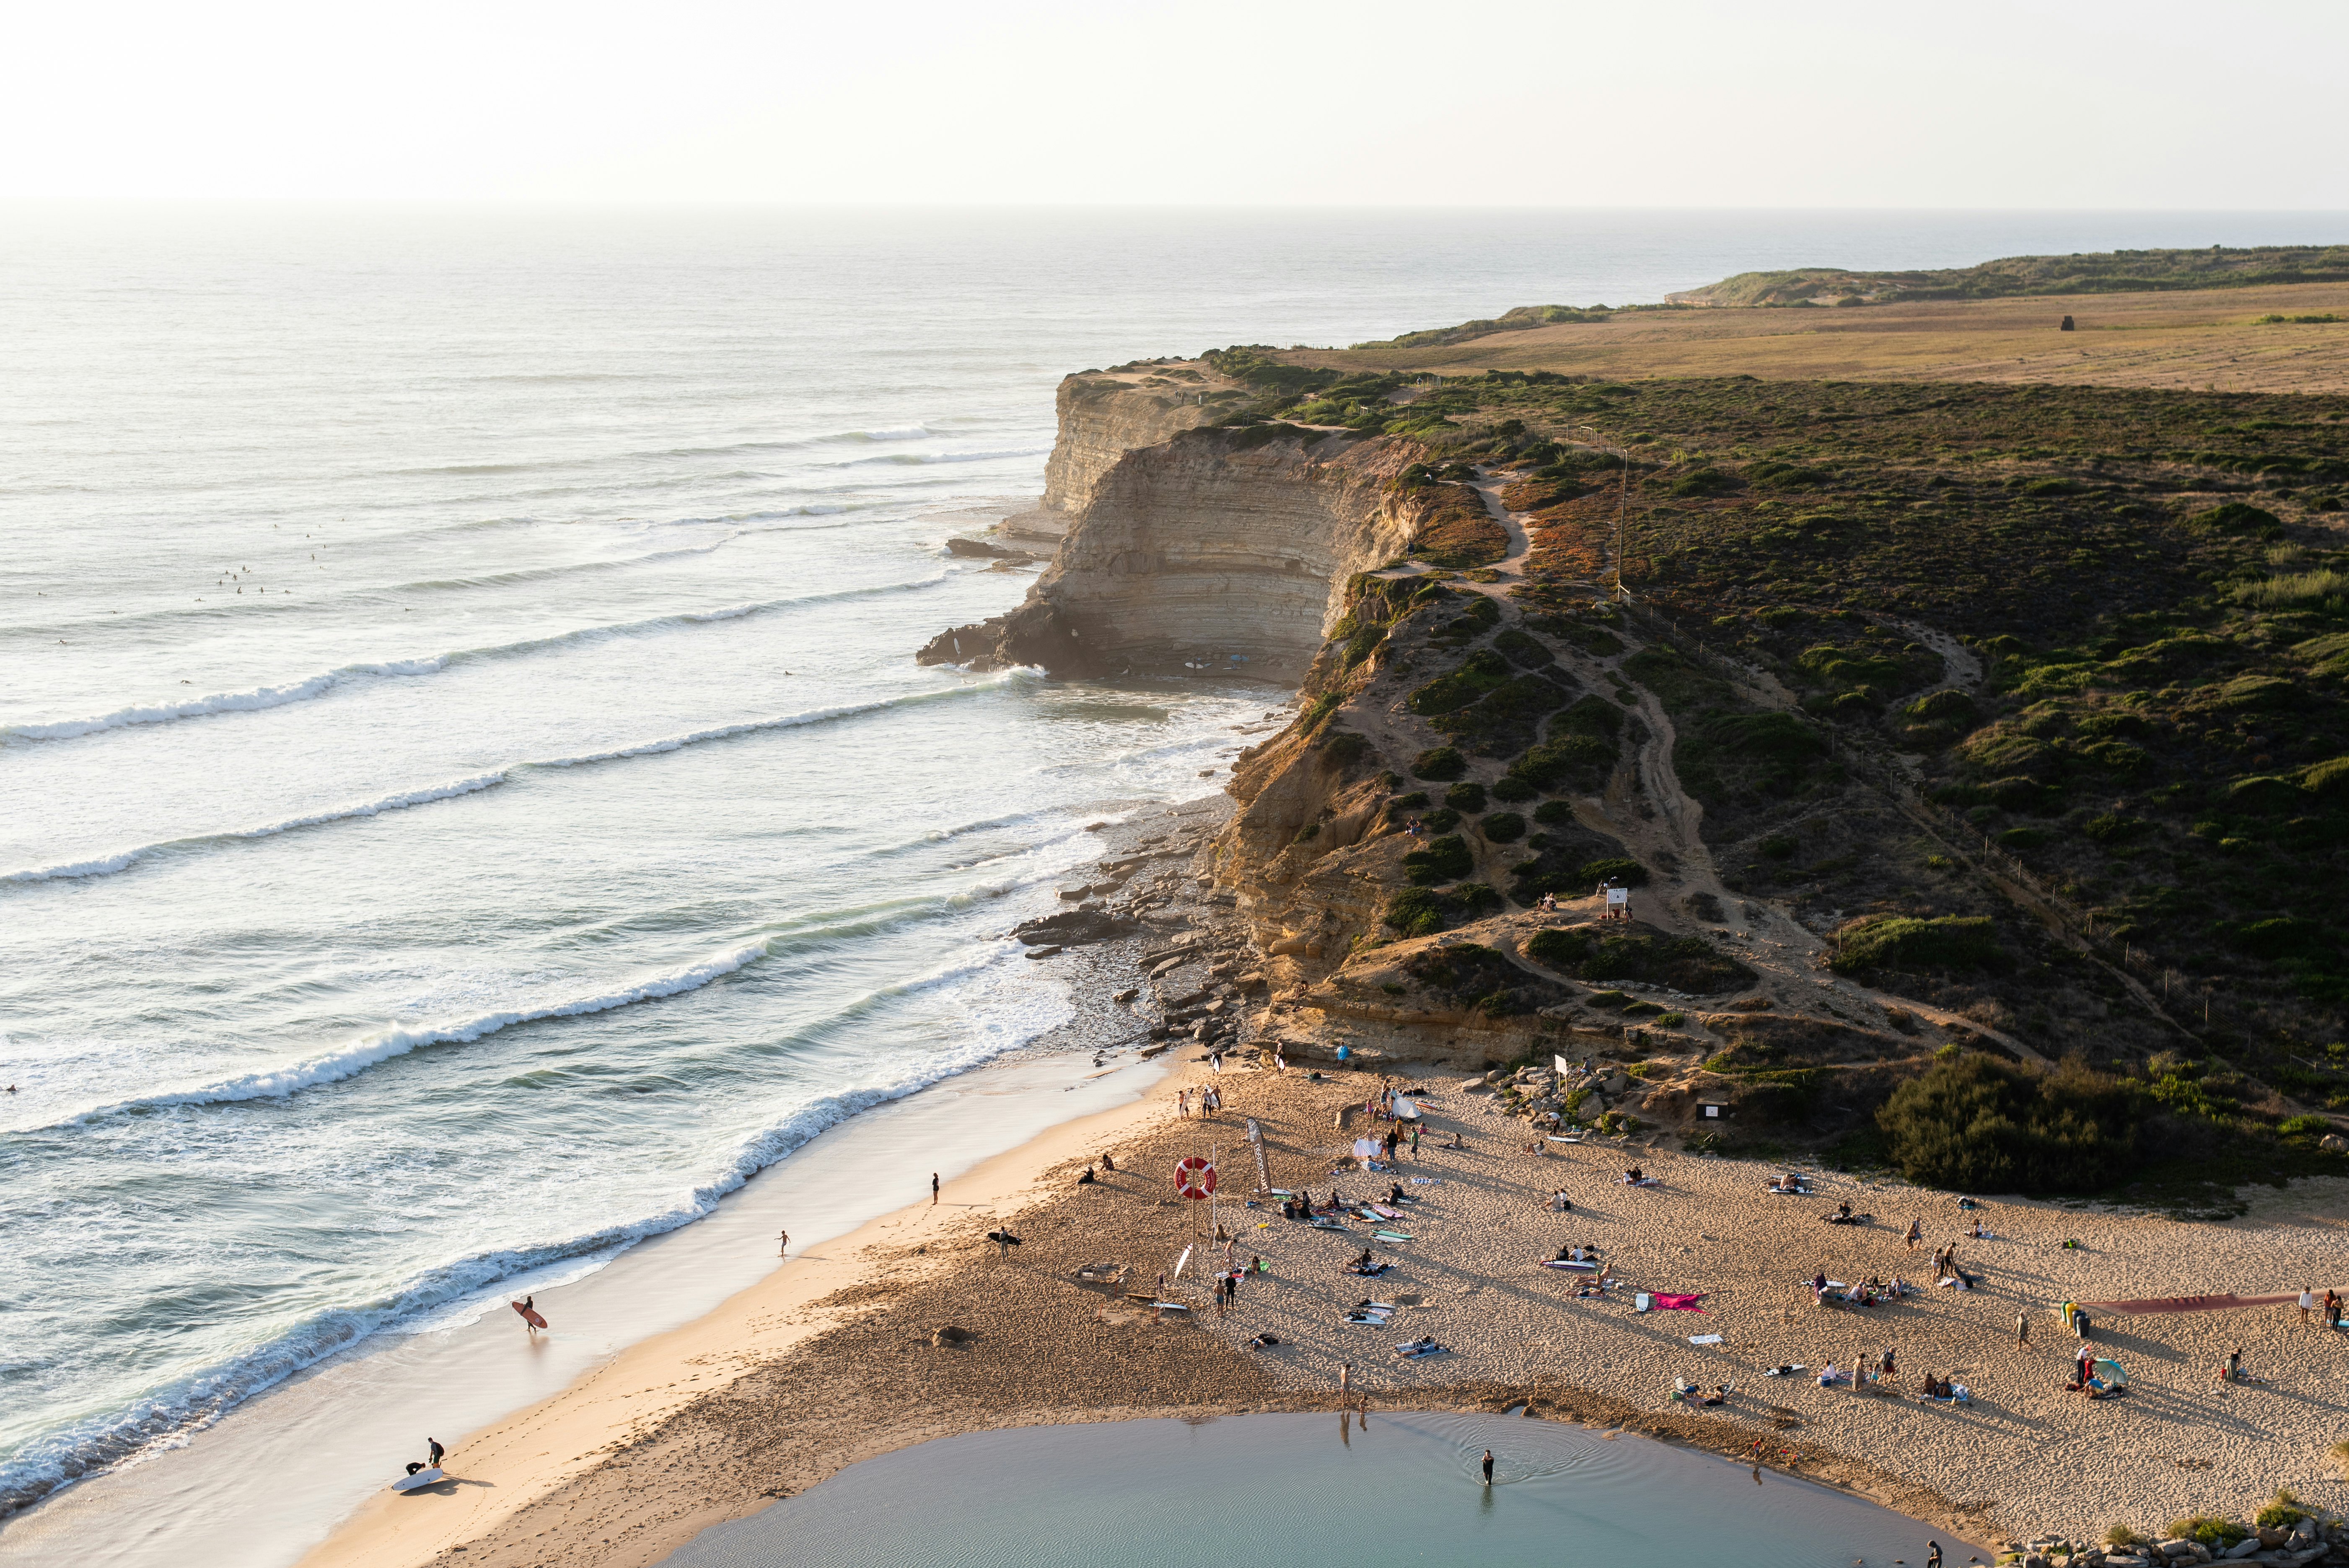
[289,1053,2349,1568]
[0,794,1244,1568]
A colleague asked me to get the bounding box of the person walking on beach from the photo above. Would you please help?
[1481,1449,1495,1486]
[1904,1218,1922,1252]
[1339,1361,1352,1410]
[931,1172,940,1206]
[1928,1542,1944,1568]
[1410,1123,1421,1160]
[2015,1311,2029,1346]
[777,1230,788,1257]
[2299,1286,2315,1324]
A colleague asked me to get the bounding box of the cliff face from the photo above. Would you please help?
[923,422,1424,684]
[1000,367,1231,543]
[914,365,1653,1073]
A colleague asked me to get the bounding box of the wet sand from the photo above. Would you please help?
[293,1060,2349,1568]
[0,798,1234,1568]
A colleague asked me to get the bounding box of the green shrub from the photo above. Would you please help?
[1409,649,1513,715]
[2278,1115,2330,1139]
[2258,1490,2309,1529]
[1446,781,1488,813]
[1481,811,1526,843]
[2082,813,2154,844]
[1412,746,1467,781]
[1493,628,1555,668]
[1318,731,1371,768]
[1554,694,1624,738]
[1510,732,1617,790]
[1385,888,1446,936]
[1877,1055,2142,1194]
[1490,775,1536,803]
[1758,833,1797,861]
[1390,791,1430,811]
[1578,856,1649,887]
[1670,466,1740,497]
[1525,927,1754,993]
[2104,1525,2146,1550]
[2236,569,2349,609]
[1831,915,2007,974]
[2170,1518,2251,1549]
[2189,501,2284,535]
[1449,882,1502,918]
[1532,800,1579,827]
[1419,807,1461,833]
[1905,688,1979,726]
[1403,834,1474,885]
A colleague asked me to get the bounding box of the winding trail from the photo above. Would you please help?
[1515,608,2049,1064]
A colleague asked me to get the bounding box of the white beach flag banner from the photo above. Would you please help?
[1247,1118,1271,1193]
[1352,1138,1378,1160]
[1172,1244,1193,1281]
[1392,1094,1419,1120]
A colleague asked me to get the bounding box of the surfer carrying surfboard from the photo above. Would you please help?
[511,1295,548,1335]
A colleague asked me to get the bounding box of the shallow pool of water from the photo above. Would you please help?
[660,1411,1977,1568]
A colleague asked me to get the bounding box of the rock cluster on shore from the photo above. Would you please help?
[2000,1508,2345,1568]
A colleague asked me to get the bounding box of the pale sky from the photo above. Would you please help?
[4,0,2344,207]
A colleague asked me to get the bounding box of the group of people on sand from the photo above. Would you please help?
[1175,1084,1223,1119]
[1810,1271,1909,1309]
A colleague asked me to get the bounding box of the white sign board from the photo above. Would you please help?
[1555,1054,1573,1075]
[1605,887,1629,908]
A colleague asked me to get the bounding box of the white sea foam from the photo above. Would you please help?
[51,939,775,1126]
[1,575,960,748]
[0,943,1072,1520]
[0,660,448,743]
[0,674,1031,886]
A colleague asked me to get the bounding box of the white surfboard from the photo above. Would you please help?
[391,1467,444,1493]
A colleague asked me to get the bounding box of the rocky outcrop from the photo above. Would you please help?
[923,425,1424,681]
[999,366,1232,543]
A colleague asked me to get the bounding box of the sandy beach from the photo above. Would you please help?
[295,1044,2349,1568]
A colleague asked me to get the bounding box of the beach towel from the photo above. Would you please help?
[1688,1333,1725,1345]
[1408,1177,1438,1185]
[2075,1291,2344,1314]
[1650,1293,1706,1311]
[1371,1204,1404,1219]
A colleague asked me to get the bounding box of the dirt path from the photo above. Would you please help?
[1522,614,2048,1064]
[1469,471,1535,581]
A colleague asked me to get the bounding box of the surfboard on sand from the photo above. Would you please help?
[511,1301,548,1329]
[391,1467,444,1493]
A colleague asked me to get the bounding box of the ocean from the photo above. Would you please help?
[3,204,2343,1553]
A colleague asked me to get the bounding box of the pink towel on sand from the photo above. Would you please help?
[1650,1293,1706,1311]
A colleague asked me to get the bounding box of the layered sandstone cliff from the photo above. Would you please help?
[999,363,1234,543]
[922,423,1427,682]
[918,368,1655,1072]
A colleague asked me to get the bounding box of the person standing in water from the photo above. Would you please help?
[777,1230,788,1257]
[931,1172,940,1206]
[1481,1449,1495,1486]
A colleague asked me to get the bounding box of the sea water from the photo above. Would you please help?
[3,204,2342,1543]
[660,1411,1980,1568]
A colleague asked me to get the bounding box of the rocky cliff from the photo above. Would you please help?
[922,357,2011,1131]
[922,412,1431,683]
[999,362,1234,543]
